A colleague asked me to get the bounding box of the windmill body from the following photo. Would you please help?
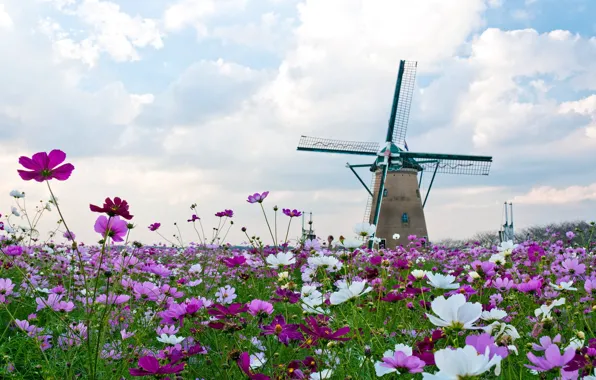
[296,60,493,248]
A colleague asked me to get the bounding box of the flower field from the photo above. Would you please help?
[1,150,596,379]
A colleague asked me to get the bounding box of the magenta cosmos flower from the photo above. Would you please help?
[247,191,269,204]
[90,197,133,220]
[129,355,184,377]
[282,209,302,217]
[17,150,74,182]
[148,223,161,231]
[94,215,128,242]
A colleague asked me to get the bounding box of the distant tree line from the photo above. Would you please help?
[434,220,596,249]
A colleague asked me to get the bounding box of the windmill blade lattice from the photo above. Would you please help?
[400,151,492,176]
[297,135,380,156]
[391,61,417,147]
[363,172,377,223]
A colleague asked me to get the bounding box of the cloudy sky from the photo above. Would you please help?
[1,0,595,245]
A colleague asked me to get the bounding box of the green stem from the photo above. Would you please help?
[259,203,277,252]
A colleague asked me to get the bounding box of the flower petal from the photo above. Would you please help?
[47,150,66,169]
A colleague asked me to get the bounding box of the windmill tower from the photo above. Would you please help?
[296,60,493,248]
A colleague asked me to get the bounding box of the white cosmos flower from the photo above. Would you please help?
[480,308,507,321]
[392,233,400,240]
[411,269,428,279]
[189,264,202,273]
[156,334,185,345]
[353,222,376,237]
[266,252,296,268]
[550,281,577,291]
[489,253,506,265]
[307,256,342,272]
[310,369,333,379]
[426,294,482,330]
[9,190,24,198]
[497,240,518,256]
[11,207,20,217]
[426,273,460,290]
[249,352,267,369]
[330,280,372,305]
[483,322,520,341]
[338,239,364,249]
[534,298,566,320]
[422,345,502,380]
[374,344,413,376]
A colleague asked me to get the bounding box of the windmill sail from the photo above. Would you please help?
[297,135,380,156]
[363,172,377,223]
[390,61,417,148]
[400,151,492,176]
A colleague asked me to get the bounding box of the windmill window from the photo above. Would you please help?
[383,189,388,197]
[401,213,409,224]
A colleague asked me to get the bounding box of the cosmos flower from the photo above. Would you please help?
[156,334,185,345]
[247,299,274,317]
[374,344,425,376]
[526,343,575,372]
[329,280,372,305]
[425,294,482,330]
[266,252,296,268]
[282,209,302,217]
[354,222,377,237]
[260,315,303,345]
[426,273,460,290]
[247,191,269,204]
[17,150,74,182]
[94,215,128,242]
[129,355,184,377]
[63,231,76,241]
[148,223,161,231]
[90,197,133,220]
[9,190,24,198]
[422,345,501,379]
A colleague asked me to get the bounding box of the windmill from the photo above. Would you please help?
[296,60,493,248]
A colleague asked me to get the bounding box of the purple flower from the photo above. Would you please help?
[560,258,586,276]
[215,209,234,218]
[282,209,302,217]
[377,350,426,374]
[94,215,128,242]
[0,278,15,303]
[299,316,350,345]
[148,223,161,232]
[526,344,575,372]
[237,352,270,380]
[566,231,575,239]
[129,355,185,377]
[3,245,23,257]
[247,299,274,317]
[17,150,74,182]
[215,285,237,304]
[247,191,269,204]
[531,335,561,351]
[223,255,247,268]
[271,288,300,304]
[466,333,508,360]
[187,214,200,222]
[90,197,133,220]
[261,315,303,345]
[63,231,76,241]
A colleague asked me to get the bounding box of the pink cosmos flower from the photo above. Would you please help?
[90,197,133,220]
[247,191,269,204]
[63,231,76,241]
[94,215,128,242]
[148,223,161,231]
[133,281,161,301]
[223,255,247,268]
[17,150,74,182]
[0,278,15,303]
[247,299,274,317]
[526,343,575,372]
[282,209,302,217]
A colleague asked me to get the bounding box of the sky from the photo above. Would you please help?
[0,0,595,246]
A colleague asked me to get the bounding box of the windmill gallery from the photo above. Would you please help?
[296,60,493,249]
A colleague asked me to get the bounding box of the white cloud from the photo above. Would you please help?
[0,3,13,29]
[164,0,247,35]
[513,184,596,204]
[40,0,164,66]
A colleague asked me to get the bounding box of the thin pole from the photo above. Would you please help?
[347,163,373,197]
[422,162,439,208]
